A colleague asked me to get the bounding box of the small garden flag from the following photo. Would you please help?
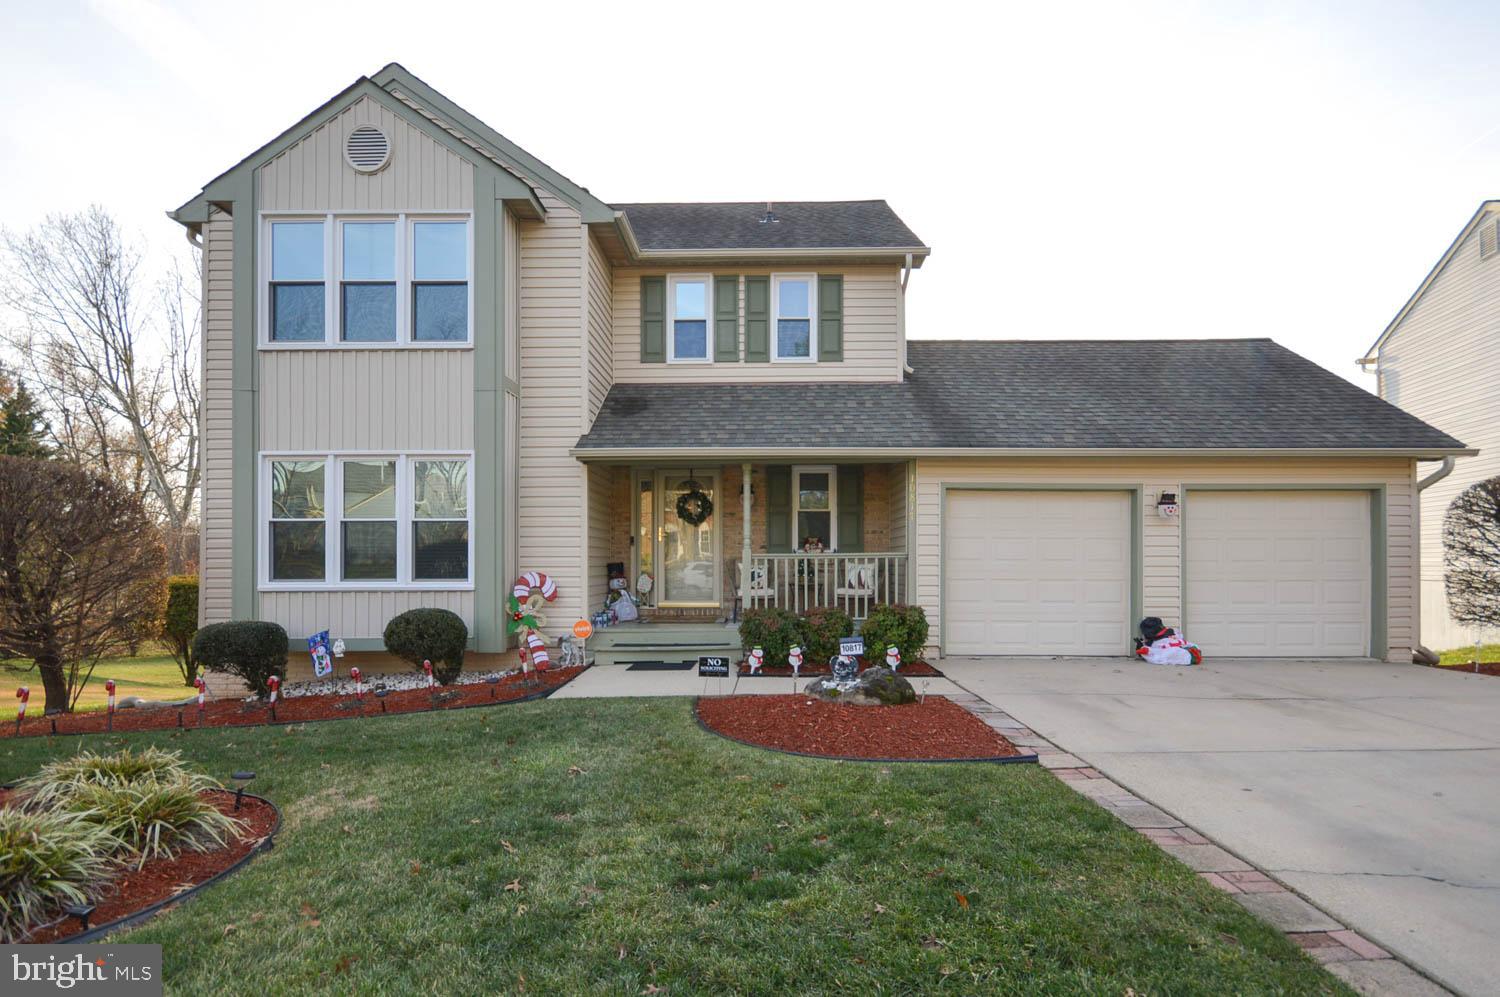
[307,630,333,678]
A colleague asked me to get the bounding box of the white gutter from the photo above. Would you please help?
[1417,456,1457,491]
[572,445,1479,462]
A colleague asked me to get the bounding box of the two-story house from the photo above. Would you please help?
[1360,201,1500,652]
[171,64,1468,685]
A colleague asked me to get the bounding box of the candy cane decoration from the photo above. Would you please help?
[15,686,29,733]
[194,676,206,725]
[267,675,280,721]
[423,660,435,687]
[105,679,116,731]
[512,571,558,602]
[525,631,550,671]
[350,666,363,701]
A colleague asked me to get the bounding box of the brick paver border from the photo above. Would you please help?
[943,691,1450,996]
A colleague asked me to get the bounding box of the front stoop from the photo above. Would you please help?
[944,693,1453,997]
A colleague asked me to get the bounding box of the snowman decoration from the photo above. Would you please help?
[884,645,901,671]
[787,645,804,678]
[747,645,765,675]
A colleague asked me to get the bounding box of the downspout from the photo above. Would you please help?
[185,225,203,249]
[900,252,915,375]
[1417,457,1456,491]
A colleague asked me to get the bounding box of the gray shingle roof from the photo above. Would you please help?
[612,200,925,252]
[575,339,1467,453]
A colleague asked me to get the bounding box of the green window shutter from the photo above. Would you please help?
[640,276,665,363]
[818,275,843,362]
[744,276,770,362]
[766,465,792,551]
[837,465,863,552]
[714,275,739,362]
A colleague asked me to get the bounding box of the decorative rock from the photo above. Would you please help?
[803,666,916,706]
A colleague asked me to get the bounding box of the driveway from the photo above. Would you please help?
[940,657,1500,996]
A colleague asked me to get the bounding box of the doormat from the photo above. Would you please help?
[625,660,696,671]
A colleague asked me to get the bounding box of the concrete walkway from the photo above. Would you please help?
[939,657,1500,996]
[552,664,966,699]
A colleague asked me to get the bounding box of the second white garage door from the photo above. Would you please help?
[944,490,1132,655]
[1185,491,1371,657]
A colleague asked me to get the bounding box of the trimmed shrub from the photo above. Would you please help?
[384,608,468,684]
[799,606,854,666]
[16,747,210,811]
[857,604,930,662]
[738,606,801,665]
[193,620,288,697]
[160,575,200,686]
[60,781,241,870]
[0,808,120,942]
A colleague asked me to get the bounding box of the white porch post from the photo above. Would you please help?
[741,462,753,613]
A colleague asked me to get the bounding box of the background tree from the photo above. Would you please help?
[0,456,167,712]
[0,371,51,458]
[0,207,200,571]
[1443,476,1500,630]
[159,575,201,687]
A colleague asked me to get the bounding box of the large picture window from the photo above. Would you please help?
[262,213,470,347]
[261,453,472,589]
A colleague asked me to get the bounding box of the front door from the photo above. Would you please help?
[657,470,719,607]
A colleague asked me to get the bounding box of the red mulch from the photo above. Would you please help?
[0,787,278,943]
[696,694,1020,760]
[2,667,585,740]
[738,657,943,677]
[1435,662,1500,678]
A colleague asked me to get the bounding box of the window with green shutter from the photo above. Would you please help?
[714,275,739,362]
[818,274,843,362]
[744,276,770,362]
[640,276,665,363]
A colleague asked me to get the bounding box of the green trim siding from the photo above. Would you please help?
[1177,484,1388,659]
[471,172,504,652]
[936,484,1144,659]
[714,275,739,362]
[228,171,257,623]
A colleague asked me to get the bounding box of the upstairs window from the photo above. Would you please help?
[668,275,711,362]
[773,275,816,361]
[412,221,469,342]
[340,221,396,342]
[269,222,326,342]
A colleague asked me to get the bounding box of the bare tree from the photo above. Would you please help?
[0,456,167,713]
[0,207,200,571]
[1443,476,1500,630]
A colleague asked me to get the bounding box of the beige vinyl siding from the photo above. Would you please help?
[258,97,475,211]
[199,207,235,626]
[257,351,474,451]
[888,461,909,553]
[260,591,474,641]
[611,266,902,382]
[517,195,589,630]
[1377,213,1500,651]
[585,233,614,422]
[585,465,618,614]
[913,456,1416,662]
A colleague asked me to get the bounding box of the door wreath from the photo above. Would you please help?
[676,480,713,527]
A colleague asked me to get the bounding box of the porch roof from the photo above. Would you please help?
[572,339,1470,459]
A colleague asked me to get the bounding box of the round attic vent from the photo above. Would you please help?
[345,125,391,173]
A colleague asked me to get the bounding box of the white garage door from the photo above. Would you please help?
[1186,491,1370,657]
[944,490,1131,656]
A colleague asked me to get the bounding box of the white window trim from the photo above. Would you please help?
[258,450,475,591]
[666,273,713,364]
[259,211,474,350]
[791,464,838,550]
[772,273,818,363]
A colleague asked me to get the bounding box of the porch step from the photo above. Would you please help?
[589,621,742,666]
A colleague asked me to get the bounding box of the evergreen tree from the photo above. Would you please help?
[0,380,52,459]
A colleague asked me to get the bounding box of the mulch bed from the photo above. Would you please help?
[2,666,586,740]
[695,694,1021,761]
[1434,662,1500,678]
[0,787,279,943]
[738,657,944,678]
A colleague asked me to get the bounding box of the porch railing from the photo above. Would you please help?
[742,552,907,620]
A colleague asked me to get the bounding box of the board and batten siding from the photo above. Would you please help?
[199,207,235,627]
[517,194,589,629]
[611,266,903,382]
[258,96,475,211]
[1377,212,1500,652]
[913,457,1417,662]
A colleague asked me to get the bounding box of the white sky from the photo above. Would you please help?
[4,0,1500,386]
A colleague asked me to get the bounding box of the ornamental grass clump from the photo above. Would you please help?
[16,747,210,810]
[0,808,121,942]
[59,781,242,870]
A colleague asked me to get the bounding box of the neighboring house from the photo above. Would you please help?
[1360,202,1500,652]
[171,64,1468,686]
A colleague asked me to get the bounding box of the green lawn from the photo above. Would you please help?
[1438,643,1500,666]
[1,646,189,719]
[0,698,1345,995]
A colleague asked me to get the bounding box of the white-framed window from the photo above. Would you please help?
[260,452,473,589]
[261,212,472,348]
[772,274,817,362]
[791,465,837,549]
[667,273,712,362]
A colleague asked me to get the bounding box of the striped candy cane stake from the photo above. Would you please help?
[350,666,363,700]
[194,677,206,725]
[267,675,280,721]
[15,686,29,733]
[105,679,116,731]
[525,631,551,671]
